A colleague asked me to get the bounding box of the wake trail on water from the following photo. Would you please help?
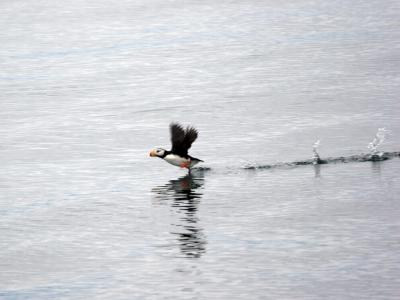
[242,151,400,171]
[193,128,400,172]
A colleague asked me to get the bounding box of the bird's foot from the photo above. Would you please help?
[180,160,191,169]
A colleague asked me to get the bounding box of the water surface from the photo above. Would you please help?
[1,0,400,299]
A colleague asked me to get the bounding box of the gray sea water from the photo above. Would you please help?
[1,0,400,299]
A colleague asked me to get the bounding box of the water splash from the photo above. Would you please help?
[367,128,389,160]
[312,139,322,164]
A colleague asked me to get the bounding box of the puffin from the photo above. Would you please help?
[149,123,203,171]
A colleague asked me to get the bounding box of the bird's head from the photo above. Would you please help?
[149,148,166,158]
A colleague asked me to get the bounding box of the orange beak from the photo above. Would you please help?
[149,150,156,157]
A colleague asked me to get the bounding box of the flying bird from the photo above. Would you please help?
[150,123,203,171]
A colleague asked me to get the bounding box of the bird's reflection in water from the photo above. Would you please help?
[371,160,382,176]
[313,164,321,178]
[152,171,206,258]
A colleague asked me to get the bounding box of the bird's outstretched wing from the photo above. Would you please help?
[170,123,198,156]
[170,123,185,153]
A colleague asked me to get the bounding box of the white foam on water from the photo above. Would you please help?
[367,128,390,157]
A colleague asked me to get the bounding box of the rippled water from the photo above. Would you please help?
[1,0,400,299]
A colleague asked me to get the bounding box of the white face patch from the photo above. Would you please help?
[154,148,165,157]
